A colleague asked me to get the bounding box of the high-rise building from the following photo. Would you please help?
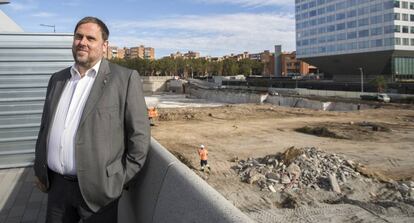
[295,0,414,81]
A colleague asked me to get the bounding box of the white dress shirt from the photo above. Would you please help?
[47,60,102,175]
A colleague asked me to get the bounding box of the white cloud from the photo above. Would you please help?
[109,13,295,57]
[8,0,37,11]
[193,0,293,7]
[31,12,57,18]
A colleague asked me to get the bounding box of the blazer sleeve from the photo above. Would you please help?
[123,70,150,184]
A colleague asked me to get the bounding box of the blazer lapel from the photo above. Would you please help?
[48,70,71,121]
[78,59,112,128]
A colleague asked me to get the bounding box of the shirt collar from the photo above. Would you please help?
[70,59,102,78]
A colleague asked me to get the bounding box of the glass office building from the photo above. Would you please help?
[295,0,414,81]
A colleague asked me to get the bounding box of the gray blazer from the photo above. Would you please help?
[34,59,150,212]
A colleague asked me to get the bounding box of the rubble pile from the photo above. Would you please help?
[234,147,361,193]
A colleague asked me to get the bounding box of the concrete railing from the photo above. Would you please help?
[118,138,254,223]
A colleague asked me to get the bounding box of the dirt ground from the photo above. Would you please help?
[151,103,414,222]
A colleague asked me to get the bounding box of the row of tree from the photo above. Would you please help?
[110,57,267,77]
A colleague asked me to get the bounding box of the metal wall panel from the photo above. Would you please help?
[0,33,73,168]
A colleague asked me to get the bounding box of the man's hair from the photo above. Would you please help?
[74,16,109,41]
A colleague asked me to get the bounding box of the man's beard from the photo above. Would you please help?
[72,48,91,67]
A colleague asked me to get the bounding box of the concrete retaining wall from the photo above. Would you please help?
[190,87,370,111]
[264,95,371,111]
[142,76,173,93]
[118,138,253,223]
[189,87,267,104]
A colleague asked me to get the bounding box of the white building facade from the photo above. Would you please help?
[295,0,414,81]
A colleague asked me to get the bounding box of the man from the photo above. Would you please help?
[197,145,210,172]
[33,17,150,222]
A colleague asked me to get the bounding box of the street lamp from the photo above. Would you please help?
[40,24,56,33]
[358,67,364,93]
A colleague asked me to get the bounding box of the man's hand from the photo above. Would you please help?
[34,176,48,193]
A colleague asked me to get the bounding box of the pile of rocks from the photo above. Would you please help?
[234,147,361,193]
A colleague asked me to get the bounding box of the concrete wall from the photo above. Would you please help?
[189,86,267,104]
[118,138,253,223]
[264,96,370,111]
[142,76,173,93]
[189,86,372,111]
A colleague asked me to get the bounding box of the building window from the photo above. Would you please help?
[384,1,394,9]
[395,38,401,45]
[371,39,383,47]
[336,23,346,31]
[336,13,346,20]
[384,25,394,34]
[347,31,357,39]
[358,41,369,49]
[336,33,347,41]
[318,17,326,24]
[395,25,401,33]
[402,14,409,21]
[371,15,383,24]
[336,2,346,11]
[384,38,394,46]
[411,26,414,33]
[327,15,335,22]
[358,30,369,38]
[401,1,408,9]
[326,4,335,12]
[318,36,327,43]
[371,27,383,36]
[384,13,394,22]
[411,3,414,9]
[358,18,369,27]
[327,35,336,42]
[395,13,400,20]
[347,20,357,28]
[370,3,383,13]
[411,39,414,46]
[402,26,409,33]
[318,7,325,15]
[347,10,357,18]
[394,0,400,8]
[318,27,326,33]
[327,25,335,32]
[347,42,358,50]
[411,14,414,22]
[402,38,409,46]
[358,7,369,16]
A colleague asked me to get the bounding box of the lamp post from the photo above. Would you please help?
[40,24,56,33]
[358,67,364,93]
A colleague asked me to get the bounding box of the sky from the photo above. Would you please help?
[1,0,296,58]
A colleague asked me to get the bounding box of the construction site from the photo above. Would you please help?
[146,81,414,223]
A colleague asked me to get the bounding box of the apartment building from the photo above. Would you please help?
[127,45,155,60]
[281,51,317,76]
[295,0,414,81]
[170,51,200,59]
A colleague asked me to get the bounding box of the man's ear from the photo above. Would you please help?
[103,40,109,54]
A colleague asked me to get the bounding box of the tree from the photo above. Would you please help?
[222,59,239,76]
[371,75,387,93]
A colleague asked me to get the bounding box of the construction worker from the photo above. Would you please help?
[198,144,211,172]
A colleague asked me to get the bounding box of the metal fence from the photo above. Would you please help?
[0,33,73,168]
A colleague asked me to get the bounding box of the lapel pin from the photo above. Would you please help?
[103,79,107,84]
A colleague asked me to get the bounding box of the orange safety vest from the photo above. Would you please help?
[198,148,208,161]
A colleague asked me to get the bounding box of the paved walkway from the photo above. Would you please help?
[0,168,47,223]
